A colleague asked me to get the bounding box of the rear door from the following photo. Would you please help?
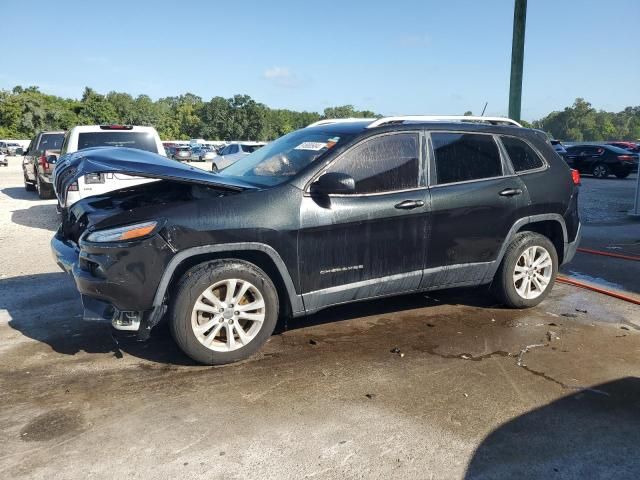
[422,131,528,288]
[298,131,429,311]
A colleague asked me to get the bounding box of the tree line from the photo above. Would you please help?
[0,86,375,141]
[0,86,638,142]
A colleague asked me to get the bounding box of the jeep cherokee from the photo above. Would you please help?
[51,116,581,365]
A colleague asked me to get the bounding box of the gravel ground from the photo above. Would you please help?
[1,155,640,479]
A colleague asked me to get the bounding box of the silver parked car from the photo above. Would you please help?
[172,146,192,162]
[211,143,265,172]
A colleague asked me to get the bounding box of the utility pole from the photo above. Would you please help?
[508,0,527,121]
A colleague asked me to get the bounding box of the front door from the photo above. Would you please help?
[422,131,528,288]
[298,131,429,312]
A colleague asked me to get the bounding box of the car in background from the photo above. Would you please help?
[196,145,216,162]
[54,125,167,207]
[22,131,66,198]
[0,141,23,155]
[565,144,639,179]
[0,152,7,166]
[606,141,640,153]
[550,139,567,159]
[172,145,192,161]
[211,142,265,172]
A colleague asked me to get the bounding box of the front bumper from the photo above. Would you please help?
[51,230,173,338]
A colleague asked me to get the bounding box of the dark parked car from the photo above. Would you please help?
[22,131,65,198]
[51,116,581,365]
[565,144,639,178]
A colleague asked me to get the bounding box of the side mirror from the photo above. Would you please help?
[310,172,355,195]
[47,154,58,164]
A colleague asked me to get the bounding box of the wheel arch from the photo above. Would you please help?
[492,214,568,274]
[153,243,304,320]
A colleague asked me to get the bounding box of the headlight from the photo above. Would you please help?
[85,221,158,243]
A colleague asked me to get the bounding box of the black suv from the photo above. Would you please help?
[51,118,581,365]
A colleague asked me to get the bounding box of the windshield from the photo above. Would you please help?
[77,131,159,153]
[220,129,353,186]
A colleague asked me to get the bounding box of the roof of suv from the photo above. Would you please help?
[306,120,537,139]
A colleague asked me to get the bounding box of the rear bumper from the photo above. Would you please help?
[562,223,581,265]
[39,172,54,185]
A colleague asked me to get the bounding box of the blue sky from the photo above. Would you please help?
[1,0,638,120]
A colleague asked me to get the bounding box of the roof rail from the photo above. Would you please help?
[366,115,523,129]
[307,118,377,128]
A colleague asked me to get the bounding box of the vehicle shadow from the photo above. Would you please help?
[280,287,497,333]
[464,377,640,479]
[1,186,38,201]
[4,271,499,367]
[10,204,60,231]
[3,272,197,366]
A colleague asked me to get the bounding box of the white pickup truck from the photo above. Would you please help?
[55,125,166,207]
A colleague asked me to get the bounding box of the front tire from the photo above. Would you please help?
[170,259,279,365]
[492,232,558,308]
[211,163,219,173]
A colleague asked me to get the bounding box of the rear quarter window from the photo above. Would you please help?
[432,132,502,184]
[501,136,544,172]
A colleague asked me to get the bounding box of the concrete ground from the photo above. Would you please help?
[560,173,640,293]
[1,156,640,479]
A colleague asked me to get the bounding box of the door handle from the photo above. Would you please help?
[499,188,523,197]
[394,200,425,210]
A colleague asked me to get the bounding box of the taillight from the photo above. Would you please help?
[571,169,581,186]
[68,182,79,191]
[39,155,47,169]
[618,155,633,161]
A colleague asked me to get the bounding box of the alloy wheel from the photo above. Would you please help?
[191,279,266,352]
[593,165,607,178]
[513,246,553,300]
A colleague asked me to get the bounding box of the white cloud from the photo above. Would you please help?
[263,67,305,88]
[397,33,431,47]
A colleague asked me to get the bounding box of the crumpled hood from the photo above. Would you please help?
[53,146,258,204]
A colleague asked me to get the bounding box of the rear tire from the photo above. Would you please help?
[170,259,279,365]
[615,170,630,179]
[36,174,54,199]
[24,173,35,191]
[592,163,610,179]
[492,232,558,309]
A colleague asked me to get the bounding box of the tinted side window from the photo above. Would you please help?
[501,136,544,172]
[432,133,502,184]
[327,133,419,194]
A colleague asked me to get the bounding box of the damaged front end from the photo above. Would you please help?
[51,146,257,340]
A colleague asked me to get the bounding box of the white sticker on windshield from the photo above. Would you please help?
[294,142,327,151]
